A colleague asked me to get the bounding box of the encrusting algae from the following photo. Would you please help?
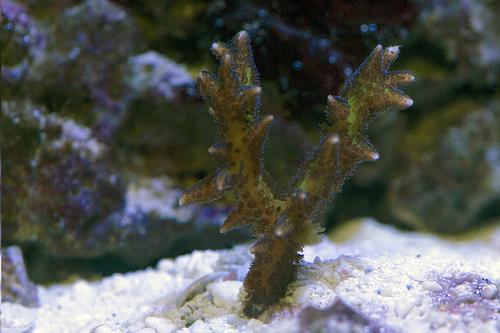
[180,31,414,317]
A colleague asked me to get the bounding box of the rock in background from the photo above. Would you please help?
[1,0,247,283]
[390,103,500,233]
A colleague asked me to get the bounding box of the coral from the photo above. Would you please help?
[180,31,414,316]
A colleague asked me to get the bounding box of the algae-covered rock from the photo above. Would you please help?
[98,177,248,266]
[125,51,194,100]
[390,104,500,233]
[33,0,137,94]
[29,0,138,141]
[1,246,39,307]
[2,100,126,256]
[2,101,247,270]
[1,0,45,68]
[418,0,500,82]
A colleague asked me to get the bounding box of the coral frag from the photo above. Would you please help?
[181,31,414,316]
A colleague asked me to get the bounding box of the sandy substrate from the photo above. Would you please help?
[2,219,500,333]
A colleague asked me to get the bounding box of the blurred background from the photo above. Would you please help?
[2,0,499,304]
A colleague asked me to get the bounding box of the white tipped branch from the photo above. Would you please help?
[211,42,230,60]
[218,54,236,92]
[220,206,253,233]
[179,173,227,206]
[326,95,349,127]
[386,71,415,86]
[382,45,400,69]
[234,31,251,58]
[353,145,380,162]
[236,30,249,42]
[208,144,229,159]
[327,134,340,145]
[251,115,274,147]
[233,31,256,85]
[198,71,219,99]
[215,169,232,191]
[249,237,268,253]
[238,86,261,106]
[360,44,383,75]
[315,133,341,162]
[373,89,413,110]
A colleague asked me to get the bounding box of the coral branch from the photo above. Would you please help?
[291,44,414,223]
[181,31,414,317]
[179,31,285,237]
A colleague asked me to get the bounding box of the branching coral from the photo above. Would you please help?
[180,31,414,317]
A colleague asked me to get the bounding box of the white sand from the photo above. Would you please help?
[2,219,499,333]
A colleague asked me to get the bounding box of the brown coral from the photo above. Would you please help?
[180,31,414,317]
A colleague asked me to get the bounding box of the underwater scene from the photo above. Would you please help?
[1,0,499,332]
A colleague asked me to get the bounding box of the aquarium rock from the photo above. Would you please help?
[1,246,39,307]
[390,105,500,233]
[125,51,194,100]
